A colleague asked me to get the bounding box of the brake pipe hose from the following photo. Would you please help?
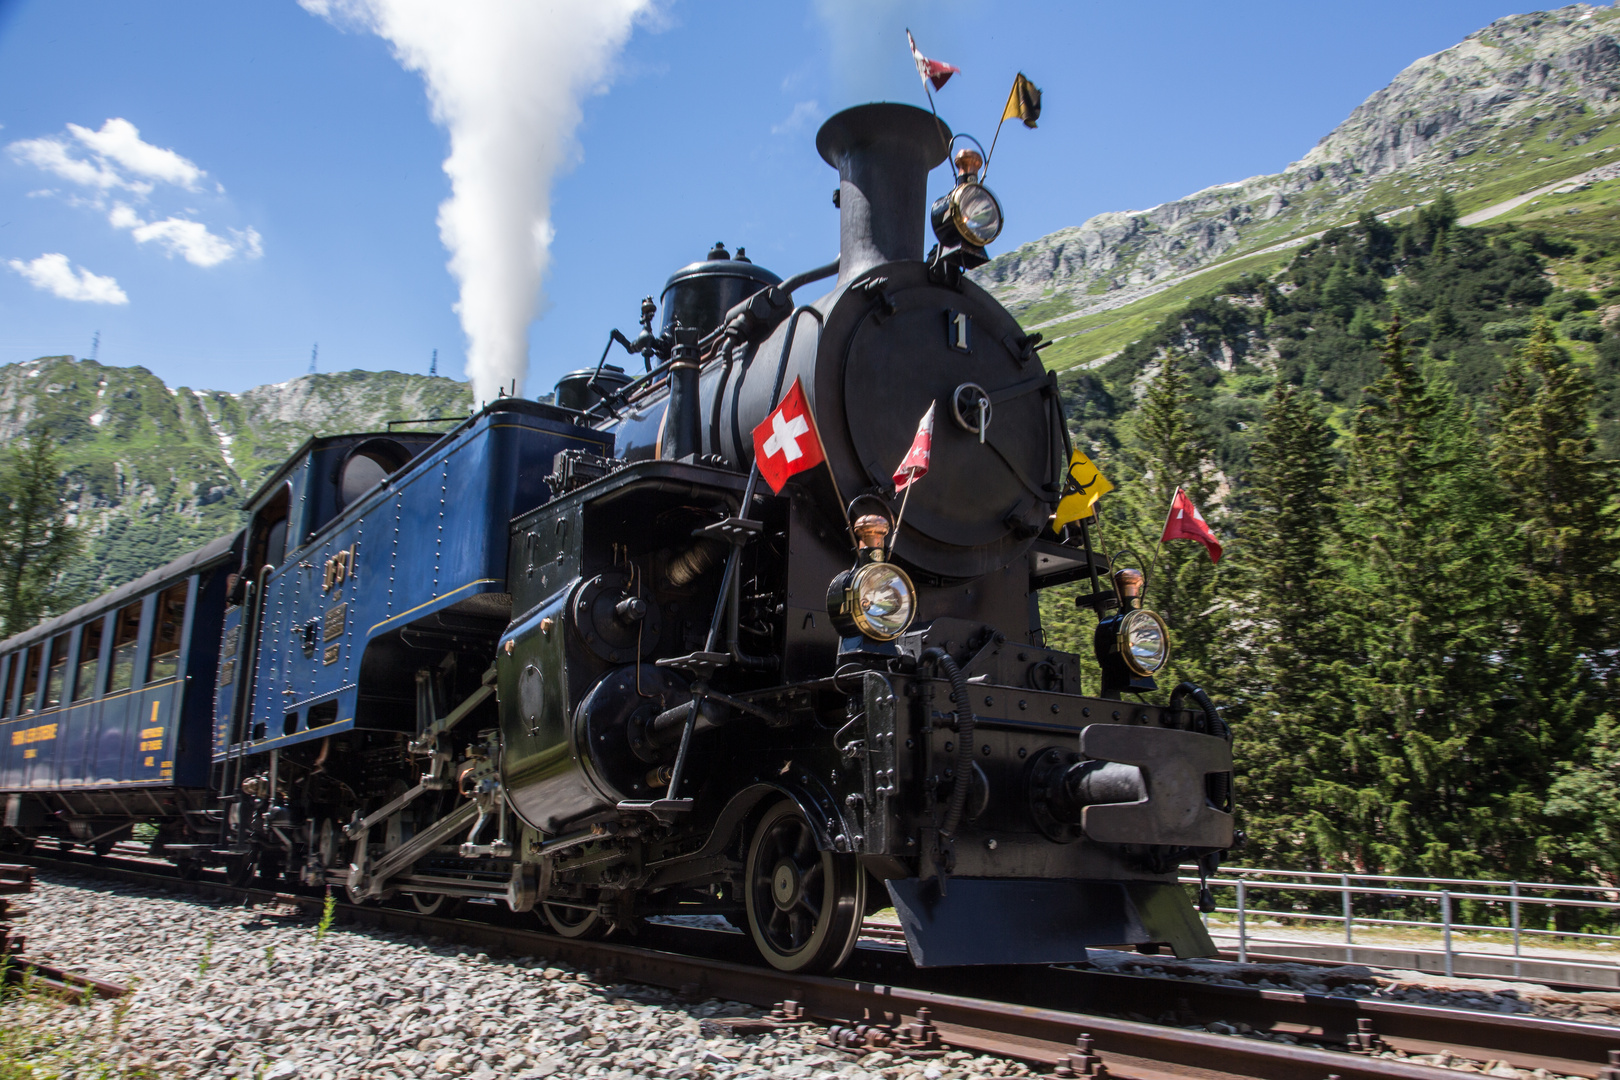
[921,648,975,840]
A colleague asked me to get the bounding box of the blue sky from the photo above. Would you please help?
[0,0,1537,396]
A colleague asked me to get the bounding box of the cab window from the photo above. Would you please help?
[0,655,14,717]
[74,619,104,702]
[107,603,142,694]
[43,633,70,709]
[18,644,41,714]
[147,583,187,682]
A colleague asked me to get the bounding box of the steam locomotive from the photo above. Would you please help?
[0,104,1232,973]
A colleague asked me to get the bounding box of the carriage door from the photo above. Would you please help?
[134,580,192,785]
[243,484,291,743]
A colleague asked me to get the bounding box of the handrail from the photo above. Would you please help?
[1180,863,1620,979]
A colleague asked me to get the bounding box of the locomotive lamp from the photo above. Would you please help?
[1094,565,1170,695]
[828,513,916,642]
[929,144,1003,271]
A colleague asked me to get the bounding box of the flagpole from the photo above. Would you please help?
[983,115,1008,181]
[1145,486,1181,602]
[802,400,859,550]
[923,81,951,162]
[891,473,917,553]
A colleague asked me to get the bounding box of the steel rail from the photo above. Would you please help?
[23,848,1619,1080]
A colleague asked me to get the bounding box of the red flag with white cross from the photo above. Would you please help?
[752,377,826,494]
[1160,487,1222,563]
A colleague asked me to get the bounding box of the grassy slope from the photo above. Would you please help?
[0,359,472,599]
[1017,103,1620,373]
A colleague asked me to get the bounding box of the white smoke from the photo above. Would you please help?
[303,0,652,402]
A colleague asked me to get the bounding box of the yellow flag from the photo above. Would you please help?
[1001,73,1042,129]
[1051,448,1113,531]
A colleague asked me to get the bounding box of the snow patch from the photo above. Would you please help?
[88,411,105,427]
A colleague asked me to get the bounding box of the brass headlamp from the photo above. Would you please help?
[930,143,1003,270]
[827,510,916,642]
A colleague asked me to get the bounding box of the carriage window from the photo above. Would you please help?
[18,644,41,714]
[107,603,142,693]
[147,583,187,682]
[74,619,104,702]
[43,633,70,709]
[0,655,15,717]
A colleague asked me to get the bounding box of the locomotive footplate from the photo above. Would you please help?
[885,876,1216,967]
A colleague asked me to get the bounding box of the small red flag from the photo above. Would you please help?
[1160,487,1222,563]
[892,402,935,493]
[906,30,959,91]
[752,377,826,494]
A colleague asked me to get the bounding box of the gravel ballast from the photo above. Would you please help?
[10,870,1034,1080]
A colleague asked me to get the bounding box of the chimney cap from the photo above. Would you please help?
[815,102,950,173]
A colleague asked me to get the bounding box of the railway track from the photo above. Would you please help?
[24,844,1620,1080]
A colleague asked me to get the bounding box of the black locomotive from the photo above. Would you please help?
[0,103,1233,973]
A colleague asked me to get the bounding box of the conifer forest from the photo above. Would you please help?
[1040,200,1620,893]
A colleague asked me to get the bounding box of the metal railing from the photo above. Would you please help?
[1181,865,1620,981]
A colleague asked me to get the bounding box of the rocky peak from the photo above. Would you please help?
[977,3,1620,328]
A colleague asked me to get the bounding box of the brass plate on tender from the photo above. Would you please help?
[223,626,240,658]
[220,659,236,685]
[323,644,340,666]
[324,602,347,642]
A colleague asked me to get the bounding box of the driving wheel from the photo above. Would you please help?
[743,799,864,973]
[410,892,462,917]
[540,898,610,939]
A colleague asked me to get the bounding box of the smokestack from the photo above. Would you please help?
[816,103,950,283]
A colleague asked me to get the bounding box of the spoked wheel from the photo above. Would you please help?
[540,899,610,939]
[744,799,865,973]
[409,892,462,918]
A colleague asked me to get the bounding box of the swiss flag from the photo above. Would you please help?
[1160,487,1222,563]
[892,402,934,493]
[752,377,826,494]
[906,30,960,91]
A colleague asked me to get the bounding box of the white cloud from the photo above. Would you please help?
[8,135,147,194]
[7,253,129,305]
[7,118,207,199]
[107,203,261,268]
[12,121,259,271]
[67,119,206,190]
[772,100,822,135]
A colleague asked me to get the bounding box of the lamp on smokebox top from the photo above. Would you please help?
[827,510,916,645]
[1093,564,1171,696]
[930,143,1003,271]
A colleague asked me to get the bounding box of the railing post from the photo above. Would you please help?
[1342,873,1353,949]
[1237,878,1248,963]
[1510,881,1521,980]
[1442,890,1454,978]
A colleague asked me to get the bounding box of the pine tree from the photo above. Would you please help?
[1231,382,1340,866]
[0,429,85,635]
[1307,315,1524,876]
[1493,315,1619,662]
[1495,316,1620,879]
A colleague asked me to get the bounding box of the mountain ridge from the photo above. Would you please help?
[0,357,472,598]
[977,2,1620,367]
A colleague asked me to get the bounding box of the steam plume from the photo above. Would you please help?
[303,0,651,401]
